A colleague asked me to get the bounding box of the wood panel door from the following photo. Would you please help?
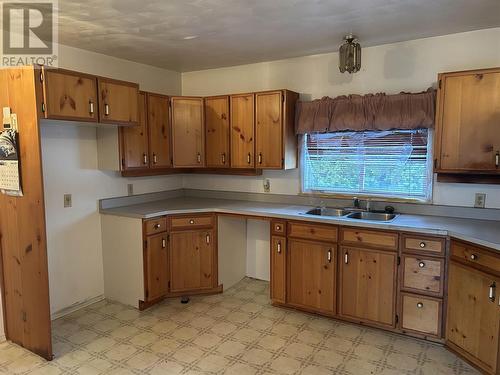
[120,91,149,170]
[148,93,171,168]
[446,261,500,374]
[145,233,169,301]
[230,94,255,168]
[287,239,335,315]
[339,246,397,328]
[205,96,230,167]
[0,66,52,359]
[256,91,283,168]
[171,97,205,167]
[170,230,214,292]
[436,69,500,173]
[97,78,139,125]
[41,68,97,122]
[271,236,286,304]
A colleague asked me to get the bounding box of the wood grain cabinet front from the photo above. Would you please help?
[39,68,98,122]
[97,77,139,125]
[401,293,442,338]
[148,93,171,168]
[144,232,169,301]
[401,255,444,297]
[230,93,255,168]
[205,96,230,168]
[120,91,149,170]
[270,236,286,304]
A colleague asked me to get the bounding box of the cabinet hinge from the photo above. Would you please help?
[41,102,45,113]
[39,71,43,83]
[397,256,401,266]
[438,79,442,89]
[22,311,27,322]
[167,234,170,242]
[145,290,149,299]
[144,240,147,249]
[121,158,125,168]
[395,314,399,324]
[433,158,437,170]
[282,93,285,103]
[169,100,172,108]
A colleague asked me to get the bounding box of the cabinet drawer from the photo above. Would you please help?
[271,221,286,236]
[341,228,398,251]
[288,222,337,243]
[144,217,167,235]
[170,215,214,231]
[401,293,442,337]
[451,241,500,276]
[402,255,444,296]
[403,235,445,256]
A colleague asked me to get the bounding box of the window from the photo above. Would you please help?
[301,129,432,201]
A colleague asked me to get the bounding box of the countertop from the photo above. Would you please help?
[100,197,500,252]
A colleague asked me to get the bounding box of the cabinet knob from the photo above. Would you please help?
[154,224,161,229]
[275,225,281,231]
[419,242,426,248]
[416,302,424,309]
[418,261,425,268]
[89,101,94,115]
[470,254,478,261]
[104,103,110,116]
[189,219,195,224]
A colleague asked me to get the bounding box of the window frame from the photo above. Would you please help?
[299,129,434,203]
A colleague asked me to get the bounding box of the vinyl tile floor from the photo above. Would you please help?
[0,278,479,374]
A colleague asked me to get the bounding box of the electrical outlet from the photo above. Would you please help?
[474,193,486,208]
[63,194,72,208]
[127,184,134,196]
[263,179,271,193]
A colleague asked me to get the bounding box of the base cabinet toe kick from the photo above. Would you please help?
[101,212,500,374]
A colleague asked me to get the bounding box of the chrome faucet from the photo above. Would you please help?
[352,197,371,212]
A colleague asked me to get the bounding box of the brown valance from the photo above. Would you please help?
[295,88,436,134]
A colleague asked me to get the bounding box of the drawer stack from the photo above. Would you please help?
[399,233,447,340]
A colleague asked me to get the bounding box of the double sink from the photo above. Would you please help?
[304,207,398,222]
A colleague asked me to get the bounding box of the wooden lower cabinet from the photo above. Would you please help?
[446,260,500,374]
[401,293,442,337]
[287,239,336,315]
[144,233,169,301]
[270,236,286,304]
[169,229,215,292]
[339,246,397,328]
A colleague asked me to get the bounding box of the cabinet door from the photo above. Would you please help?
[145,233,169,301]
[256,91,283,168]
[446,261,499,374]
[148,93,171,168]
[120,92,149,170]
[230,94,255,168]
[170,230,214,292]
[288,239,335,314]
[98,78,139,125]
[437,70,500,172]
[271,236,286,304]
[339,246,397,328]
[171,97,205,167]
[42,68,97,122]
[205,96,230,167]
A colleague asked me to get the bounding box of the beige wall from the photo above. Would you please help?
[41,44,182,315]
[181,28,500,209]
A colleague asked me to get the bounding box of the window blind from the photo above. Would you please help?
[301,129,432,200]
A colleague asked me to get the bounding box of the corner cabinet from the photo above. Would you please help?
[435,67,500,178]
[97,77,139,125]
[446,240,500,375]
[171,96,205,167]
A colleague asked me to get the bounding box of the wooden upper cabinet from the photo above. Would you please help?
[39,68,98,122]
[171,97,205,167]
[446,261,500,374]
[435,68,500,173]
[145,233,169,301]
[205,96,230,167]
[270,236,287,304]
[230,93,255,168]
[120,91,149,170]
[287,239,336,315]
[339,246,397,328]
[98,77,139,125]
[148,93,171,168]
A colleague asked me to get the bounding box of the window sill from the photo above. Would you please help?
[299,191,431,204]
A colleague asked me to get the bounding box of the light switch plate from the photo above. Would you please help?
[63,194,72,208]
[474,193,486,208]
[127,184,134,196]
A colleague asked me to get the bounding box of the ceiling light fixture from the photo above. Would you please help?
[339,34,361,74]
[182,35,199,40]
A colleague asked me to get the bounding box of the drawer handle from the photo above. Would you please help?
[104,103,110,116]
[162,238,166,249]
[153,224,161,229]
[416,302,424,309]
[344,252,349,264]
[89,101,94,115]
[419,242,426,248]
[489,282,496,302]
[221,153,226,165]
[418,261,425,268]
[143,153,148,165]
[470,254,478,261]
[189,219,195,224]
[277,241,282,254]
[206,234,210,244]
[197,153,201,163]
[327,249,332,263]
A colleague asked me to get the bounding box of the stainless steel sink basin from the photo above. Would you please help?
[304,208,350,217]
[347,211,398,221]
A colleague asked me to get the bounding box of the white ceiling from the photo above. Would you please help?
[57,0,500,72]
